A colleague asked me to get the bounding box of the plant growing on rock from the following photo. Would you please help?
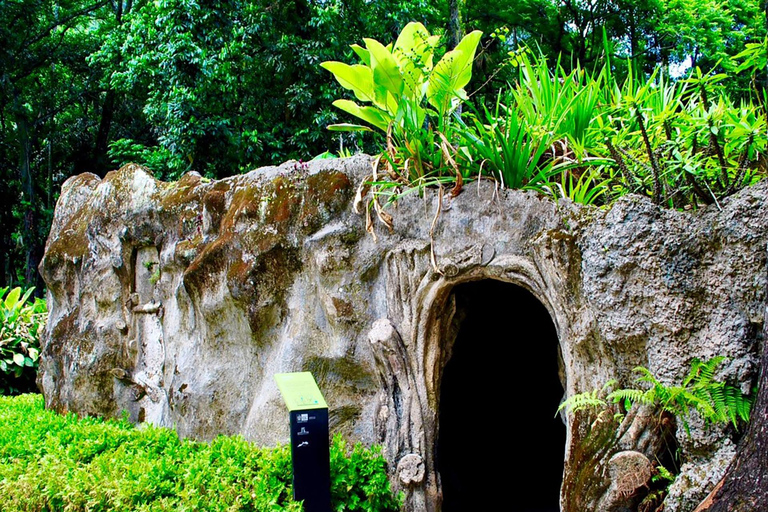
[321,22,482,204]
[455,51,612,201]
[322,31,766,218]
[559,357,755,509]
[593,64,767,207]
[0,287,47,395]
[559,357,754,432]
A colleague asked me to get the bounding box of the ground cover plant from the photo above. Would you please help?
[0,394,400,512]
[0,287,47,395]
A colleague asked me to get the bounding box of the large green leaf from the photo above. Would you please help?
[319,62,377,105]
[427,49,463,115]
[427,30,482,115]
[393,22,434,99]
[452,30,483,88]
[364,38,404,101]
[350,44,370,66]
[332,100,391,131]
[4,288,21,311]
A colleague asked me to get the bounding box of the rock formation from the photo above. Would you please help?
[39,156,767,511]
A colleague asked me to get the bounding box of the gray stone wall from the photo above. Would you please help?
[39,156,767,511]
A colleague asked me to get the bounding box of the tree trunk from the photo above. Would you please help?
[695,245,768,511]
[14,94,43,292]
[0,180,10,287]
[446,0,464,51]
[92,1,124,177]
[93,88,116,176]
[447,0,465,117]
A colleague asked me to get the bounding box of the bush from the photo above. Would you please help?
[0,287,47,395]
[0,394,400,512]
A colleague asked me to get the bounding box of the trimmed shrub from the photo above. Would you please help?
[0,394,400,512]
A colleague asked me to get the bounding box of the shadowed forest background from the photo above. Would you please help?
[1,0,766,292]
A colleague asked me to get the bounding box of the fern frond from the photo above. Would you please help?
[722,384,755,427]
[557,357,755,433]
[634,366,661,387]
[602,379,619,392]
[679,357,754,428]
[683,357,703,387]
[606,388,650,409]
[695,356,725,387]
[557,389,607,416]
[652,464,675,484]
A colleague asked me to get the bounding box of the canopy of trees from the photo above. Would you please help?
[0,0,765,289]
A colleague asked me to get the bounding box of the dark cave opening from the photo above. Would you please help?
[437,280,566,512]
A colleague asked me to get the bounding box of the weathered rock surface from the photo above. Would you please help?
[39,156,767,512]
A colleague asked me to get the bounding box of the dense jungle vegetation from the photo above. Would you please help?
[1,0,766,292]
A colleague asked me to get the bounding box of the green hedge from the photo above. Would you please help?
[0,395,400,512]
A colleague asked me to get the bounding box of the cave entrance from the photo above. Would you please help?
[437,280,565,512]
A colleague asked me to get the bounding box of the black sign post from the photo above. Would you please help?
[275,372,331,512]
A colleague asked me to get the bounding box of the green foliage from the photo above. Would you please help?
[143,262,161,285]
[0,288,47,395]
[559,357,755,434]
[464,0,766,96]
[0,394,400,512]
[460,48,766,207]
[322,21,482,188]
[555,379,617,416]
[93,0,441,180]
[611,356,754,433]
[322,22,481,132]
[330,437,402,512]
[560,357,754,508]
[596,65,767,207]
[459,94,555,190]
[652,464,675,485]
[457,51,613,197]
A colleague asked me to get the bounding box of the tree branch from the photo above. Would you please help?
[21,0,108,50]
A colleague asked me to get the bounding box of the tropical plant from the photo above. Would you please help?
[510,52,604,147]
[558,357,755,433]
[459,98,555,190]
[322,22,481,132]
[597,65,767,207]
[457,51,611,201]
[321,22,482,182]
[0,287,47,395]
[543,168,612,205]
[558,356,754,508]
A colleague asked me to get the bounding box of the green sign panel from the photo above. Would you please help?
[274,372,328,411]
